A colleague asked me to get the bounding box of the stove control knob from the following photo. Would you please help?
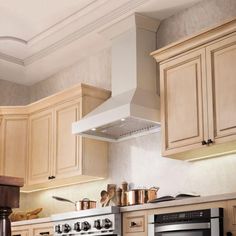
[62,223,71,233]
[74,222,81,232]
[94,219,102,230]
[102,218,112,229]
[81,221,91,231]
[55,224,62,234]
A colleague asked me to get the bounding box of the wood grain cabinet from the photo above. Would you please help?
[28,109,53,185]
[12,222,53,236]
[23,84,110,192]
[152,19,236,160]
[0,84,110,192]
[0,115,28,179]
[123,211,147,236]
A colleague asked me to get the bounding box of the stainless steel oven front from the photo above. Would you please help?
[148,208,223,236]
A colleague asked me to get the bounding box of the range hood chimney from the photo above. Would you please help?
[72,14,161,142]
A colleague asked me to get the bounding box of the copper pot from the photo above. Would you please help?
[125,187,159,205]
[52,196,96,211]
[79,198,96,210]
[147,187,159,202]
[125,189,148,205]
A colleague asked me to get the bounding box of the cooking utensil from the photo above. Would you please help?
[125,187,160,205]
[125,189,148,205]
[147,187,159,202]
[52,196,96,211]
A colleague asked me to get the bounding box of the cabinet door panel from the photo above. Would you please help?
[206,34,236,142]
[28,110,53,185]
[2,116,28,179]
[12,230,29,236]
[54,100,81,179]
[160,49,208,155]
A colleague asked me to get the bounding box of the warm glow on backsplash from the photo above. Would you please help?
[19,132,236,217]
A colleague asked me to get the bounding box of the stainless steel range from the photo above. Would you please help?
[51,206,121,236]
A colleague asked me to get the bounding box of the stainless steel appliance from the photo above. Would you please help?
[148,208,223,236]
[51,206,121,236]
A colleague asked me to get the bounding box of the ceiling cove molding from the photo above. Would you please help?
[0,0,149,66]
[0,52,24,66]
[24,0,148,65]
[0,36,27,45]
[27,0,107,46]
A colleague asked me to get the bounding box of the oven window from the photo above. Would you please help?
[156,230,211,236]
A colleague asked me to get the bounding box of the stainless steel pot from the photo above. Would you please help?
[52,196,96,211]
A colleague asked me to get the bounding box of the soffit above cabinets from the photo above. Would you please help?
[0,0,200,85]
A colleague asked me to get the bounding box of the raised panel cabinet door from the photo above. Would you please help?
[28,110,53,185]
[32,222,53,236]
[226,200,236,233]
[206,34,236,143]
[160,48,208,156]
[53,99,81,179]
[2,116,28,179]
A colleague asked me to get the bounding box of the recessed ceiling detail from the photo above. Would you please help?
[0,0,200,85]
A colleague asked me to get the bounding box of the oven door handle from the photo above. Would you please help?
[156,222,211,232]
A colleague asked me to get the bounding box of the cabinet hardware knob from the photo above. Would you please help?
[51,176,56,179]
[39,232,50,235]
[207,139,213,145]
[130,221,137,227]
[202,140,207,145]
[48,176,52,180]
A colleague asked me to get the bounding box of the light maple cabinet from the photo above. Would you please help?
[206,34,236,145]
[0,84,110,192]
[12,222,53,236]
[123,210,147,236]
[23,84,110,192]
[152,18,236,160]
[28,109,53,185]
[0,115,28,179]
[53,99,81,180]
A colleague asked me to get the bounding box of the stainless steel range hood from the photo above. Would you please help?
[72,14,161,142]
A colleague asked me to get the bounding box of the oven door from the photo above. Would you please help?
[148,217,222,236]
[153,222,211,236]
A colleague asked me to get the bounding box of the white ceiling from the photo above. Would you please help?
[0,0,200,85]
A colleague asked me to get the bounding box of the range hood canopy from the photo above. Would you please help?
[72,13,161,142]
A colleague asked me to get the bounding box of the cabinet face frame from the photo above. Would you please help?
[206,33,236,144]
[160,48,208,156]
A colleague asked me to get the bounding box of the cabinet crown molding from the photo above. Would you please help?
[151,17,236,62]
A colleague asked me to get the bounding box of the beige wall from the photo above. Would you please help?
[29,48,111,103]
[157,0,236,48]
[4,0,236,217]
[0,79,29,106]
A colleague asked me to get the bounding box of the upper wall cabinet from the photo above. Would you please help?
[0,84,111,192]
[152,18,236,160]
[0,114,28,179]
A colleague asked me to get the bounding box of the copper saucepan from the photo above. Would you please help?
[52,196,96,210]
[125,187,159,205]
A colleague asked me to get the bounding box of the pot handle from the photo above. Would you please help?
[52,196,75,205]
[81,198,90,201]
[149,187,160,191]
